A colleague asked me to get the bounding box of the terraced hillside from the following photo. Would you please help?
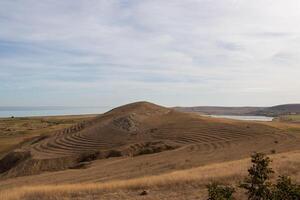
[0,115,96,160]
[0,102,300,181]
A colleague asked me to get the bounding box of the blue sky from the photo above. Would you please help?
[1,0,300,107]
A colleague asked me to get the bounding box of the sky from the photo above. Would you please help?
[0,0,300,107]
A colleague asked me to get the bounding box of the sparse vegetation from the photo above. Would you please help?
[128,141,177,156]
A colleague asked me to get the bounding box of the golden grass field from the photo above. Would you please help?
[0,102,300,199]
[1,151,299,200]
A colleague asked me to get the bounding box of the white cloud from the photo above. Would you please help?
[0,0,300,106]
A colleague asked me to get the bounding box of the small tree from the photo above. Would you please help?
[272,175,300,200]
[240,152,274,200]
[207,182,235,200]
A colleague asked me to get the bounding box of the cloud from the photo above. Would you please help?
[216,40,243,51]
[248,32,292,38]
[0,0,300,106]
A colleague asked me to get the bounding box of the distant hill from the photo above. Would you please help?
[249,104,300,116]
[174,104,300,117]
[173,106,265,115]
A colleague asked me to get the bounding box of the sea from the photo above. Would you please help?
[0,106,112,118]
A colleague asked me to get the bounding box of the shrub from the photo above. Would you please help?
[78,151,100,162]
[272,176,300,200]
[239,152,274,200]
[207,182,235,200]
[0,150,31,173]
[139,148,154,155]
[270,150,276,154]
[105,149,122,158]
[207,152,300,200]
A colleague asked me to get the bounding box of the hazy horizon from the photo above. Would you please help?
[1,102,300,109]
[0,102,289,118]
[1,0,300,107]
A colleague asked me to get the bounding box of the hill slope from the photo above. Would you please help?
[0,102,299,180]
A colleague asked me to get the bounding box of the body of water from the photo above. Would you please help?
[204,115,274,122]
[0,106,112,118]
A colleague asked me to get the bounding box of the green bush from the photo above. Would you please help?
[239,152,274,200]
[206,152,300,200]
[272,176,300,200]
[207,182,235,200]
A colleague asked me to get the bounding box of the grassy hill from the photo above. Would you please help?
[0,102,300,199]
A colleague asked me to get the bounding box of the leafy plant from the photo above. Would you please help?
[207,182,235,200]
[206,152,300,200]
[239,152,274,200]
[272,175,300,200]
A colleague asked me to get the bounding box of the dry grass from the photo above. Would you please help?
[0,115,95,158]
[2,102,300,179]
[0,103,299,199]
[1,151,299,200]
